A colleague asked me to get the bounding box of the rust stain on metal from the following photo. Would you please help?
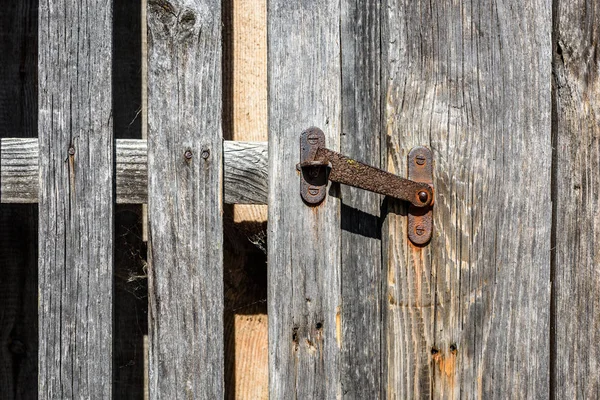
[298,127,433,207]
[320,147,432,207]
[407,146,434,245]
[299,127,328,205]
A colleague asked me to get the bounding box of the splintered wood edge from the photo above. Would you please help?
[0,138,268,205]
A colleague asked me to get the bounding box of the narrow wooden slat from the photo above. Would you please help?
[116,139,148,204]
[382,0,551,398]
[223,141,267,205]
[0,138,37,204]
[553,2,600,398]
[38,1,114,398]
[1,139,267,205]
[339,0,382,397]
[146,0,224,397]
[267,0,342,398]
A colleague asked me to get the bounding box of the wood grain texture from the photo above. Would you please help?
[553,2,600,398]
[116,139,148,204]
[0,138,37,203]
[38,0,114,398]
[1,139,267,205]
[382,1,551,398]
[146,0,224,397]
[267,0,342,398]
[224,141,267,205]
[339,0,382,398]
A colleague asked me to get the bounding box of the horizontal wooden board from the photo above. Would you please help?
[0,139,267,205]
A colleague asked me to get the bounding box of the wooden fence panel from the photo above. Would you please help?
[553,2,600,398]
[38,0,114,398]
[146,0,224,397]
[382,0,552,398]
[267,0,342,398]
[339,0,383,398]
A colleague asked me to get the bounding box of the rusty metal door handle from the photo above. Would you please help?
[298,127,434,244]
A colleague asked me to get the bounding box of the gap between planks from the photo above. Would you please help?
[0,138,268,205]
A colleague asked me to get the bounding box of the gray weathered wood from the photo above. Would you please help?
[1,139,266,205]
[116,139,148,204]
[146,0,224,397]
[382,0,552,398]
[553,2,600,398]
[223,141,268,205]
[38,0,114,398]
[267,0,342,398]
[339,0,382,398]
[0,138,38,204]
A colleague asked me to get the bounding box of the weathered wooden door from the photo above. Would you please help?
[267,0,554,398]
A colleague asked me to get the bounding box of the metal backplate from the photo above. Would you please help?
[407,147,434,245]
[299,127,328,205]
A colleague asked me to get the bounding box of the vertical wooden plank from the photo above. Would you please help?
[0,1,38,398]
[268,0,342,398]
[146,0,223,397]
[553,2,600,398]
[38,0,114,398]
[339,0,382,398]
[382,0,552,398]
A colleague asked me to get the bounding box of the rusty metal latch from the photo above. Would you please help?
[298,127,434,244]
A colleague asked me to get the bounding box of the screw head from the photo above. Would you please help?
[68,147,75,155]
[415,225,425,236]
[307,186,321,196]
[415,154,426,165]
[418,191,429,203]
[201,149,210,159]
[184,150,193,159]
[307,133,319,145]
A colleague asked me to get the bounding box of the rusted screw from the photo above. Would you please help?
[415,225,425,236]
[184,150,193,160]
[307,132,319,145]
[307,186,320,196]
[418,191,429,203]
[68,146,75,156]
[309,167,319,178]
[415,154,426,165]
[201,149,210,160]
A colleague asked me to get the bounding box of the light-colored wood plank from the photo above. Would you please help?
[382,1,552,398]
[553,2,600,398]
[146,0,224,397]
[267,0,342,398]
[1,139,267,205]
[339,0,383,398]
[38,0,114,397]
